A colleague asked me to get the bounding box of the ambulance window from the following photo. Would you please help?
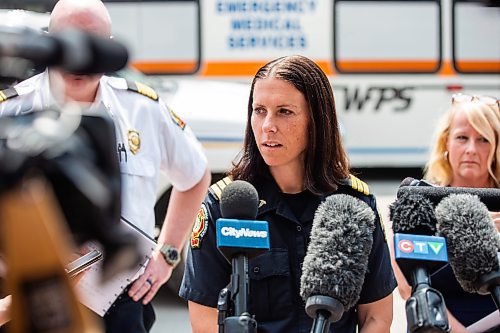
[105,0,201,75]
[0,1,52,12]
[334,0,441,73]
[453,0,500,74]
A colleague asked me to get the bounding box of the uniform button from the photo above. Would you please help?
[296,226,302,232]
[253,266,260,274]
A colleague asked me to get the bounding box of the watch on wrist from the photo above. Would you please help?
[159,244,180,267]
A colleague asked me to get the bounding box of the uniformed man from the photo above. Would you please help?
[0,1,211,332]
[180,55,396,333]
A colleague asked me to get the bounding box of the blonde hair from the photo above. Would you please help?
[424,100,500,188]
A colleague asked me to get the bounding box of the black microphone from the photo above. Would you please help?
[216,180,269,332]
[220,180,258,220]
[400,177,436,187]
[0,27,128,74]
[435,194,500,309]
[390,191,450,333]
[300,194,375,333]
[397,179,500,210]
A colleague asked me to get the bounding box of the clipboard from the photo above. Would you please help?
[65,249,103,278]
[73,218,157,316]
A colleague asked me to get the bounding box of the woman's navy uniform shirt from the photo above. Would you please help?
[179,175,397,333]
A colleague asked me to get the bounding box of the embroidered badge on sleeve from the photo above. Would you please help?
[191,204,209,249]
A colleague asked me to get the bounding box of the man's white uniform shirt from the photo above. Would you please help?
[0,70,208,236]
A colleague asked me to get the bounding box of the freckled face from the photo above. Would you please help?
[251,77,310,174]
[447,110,492,187]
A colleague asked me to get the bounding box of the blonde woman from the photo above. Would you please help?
[395,94,499,333]
[425,94,499,189]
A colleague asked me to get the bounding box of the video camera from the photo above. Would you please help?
[0,25,134,333]
[0,23,134,272]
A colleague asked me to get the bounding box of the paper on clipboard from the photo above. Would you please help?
[73,218,156,317]
[467,310,500,333]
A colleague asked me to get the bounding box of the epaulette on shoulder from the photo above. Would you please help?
[126,81,158,101]
[343,174,370,196]
[208,177,233,201]
[0,88,19,103]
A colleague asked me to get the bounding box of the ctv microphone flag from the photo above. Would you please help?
[394,234,448,263]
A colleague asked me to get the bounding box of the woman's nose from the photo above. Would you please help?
[262,114,277,133]
[465,140,478,154]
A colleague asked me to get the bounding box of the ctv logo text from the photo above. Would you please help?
[393,233,448,262]
[398,239,444,255]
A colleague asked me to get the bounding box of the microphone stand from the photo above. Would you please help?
[406,266,450,333]
[217,254,257,333]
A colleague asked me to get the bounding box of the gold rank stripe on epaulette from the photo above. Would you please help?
[127,81,158,101]
[209,177,233,201]
[349,174,370,195]
[0,88,19,103]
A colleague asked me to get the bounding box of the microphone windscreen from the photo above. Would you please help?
[390,191,437,235]
[55,29,128,74]
[82,34,129,73]
[435,194,500,294]
[300,194,375,310]
[397,186,500,211]
[220,180,258,220]
[0,28,128,74]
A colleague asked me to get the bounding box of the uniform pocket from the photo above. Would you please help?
[248,249,292,321]
[119,156,155,178]
[118,156,157,232]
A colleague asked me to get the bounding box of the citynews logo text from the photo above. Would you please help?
[221,227,268,239]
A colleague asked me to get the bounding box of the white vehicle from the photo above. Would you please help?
[4,1,499,168]
[100,0,499,169]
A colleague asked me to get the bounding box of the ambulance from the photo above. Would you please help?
[102,0,499,169]
[4,0,499,169]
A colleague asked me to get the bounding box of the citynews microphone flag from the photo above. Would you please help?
[216,219,270,254]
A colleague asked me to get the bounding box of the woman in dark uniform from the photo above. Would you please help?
[179,55,397,333]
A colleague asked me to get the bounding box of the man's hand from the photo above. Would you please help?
[128,169,210,305]
[128,250,173,304]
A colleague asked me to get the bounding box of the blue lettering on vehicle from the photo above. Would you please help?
[216,1,316,13]
[216,0,317,50]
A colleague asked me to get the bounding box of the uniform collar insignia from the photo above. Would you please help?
[258,200,266,208]
[128,129,141,155]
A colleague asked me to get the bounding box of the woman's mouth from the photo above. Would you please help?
[263,142,282,148]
